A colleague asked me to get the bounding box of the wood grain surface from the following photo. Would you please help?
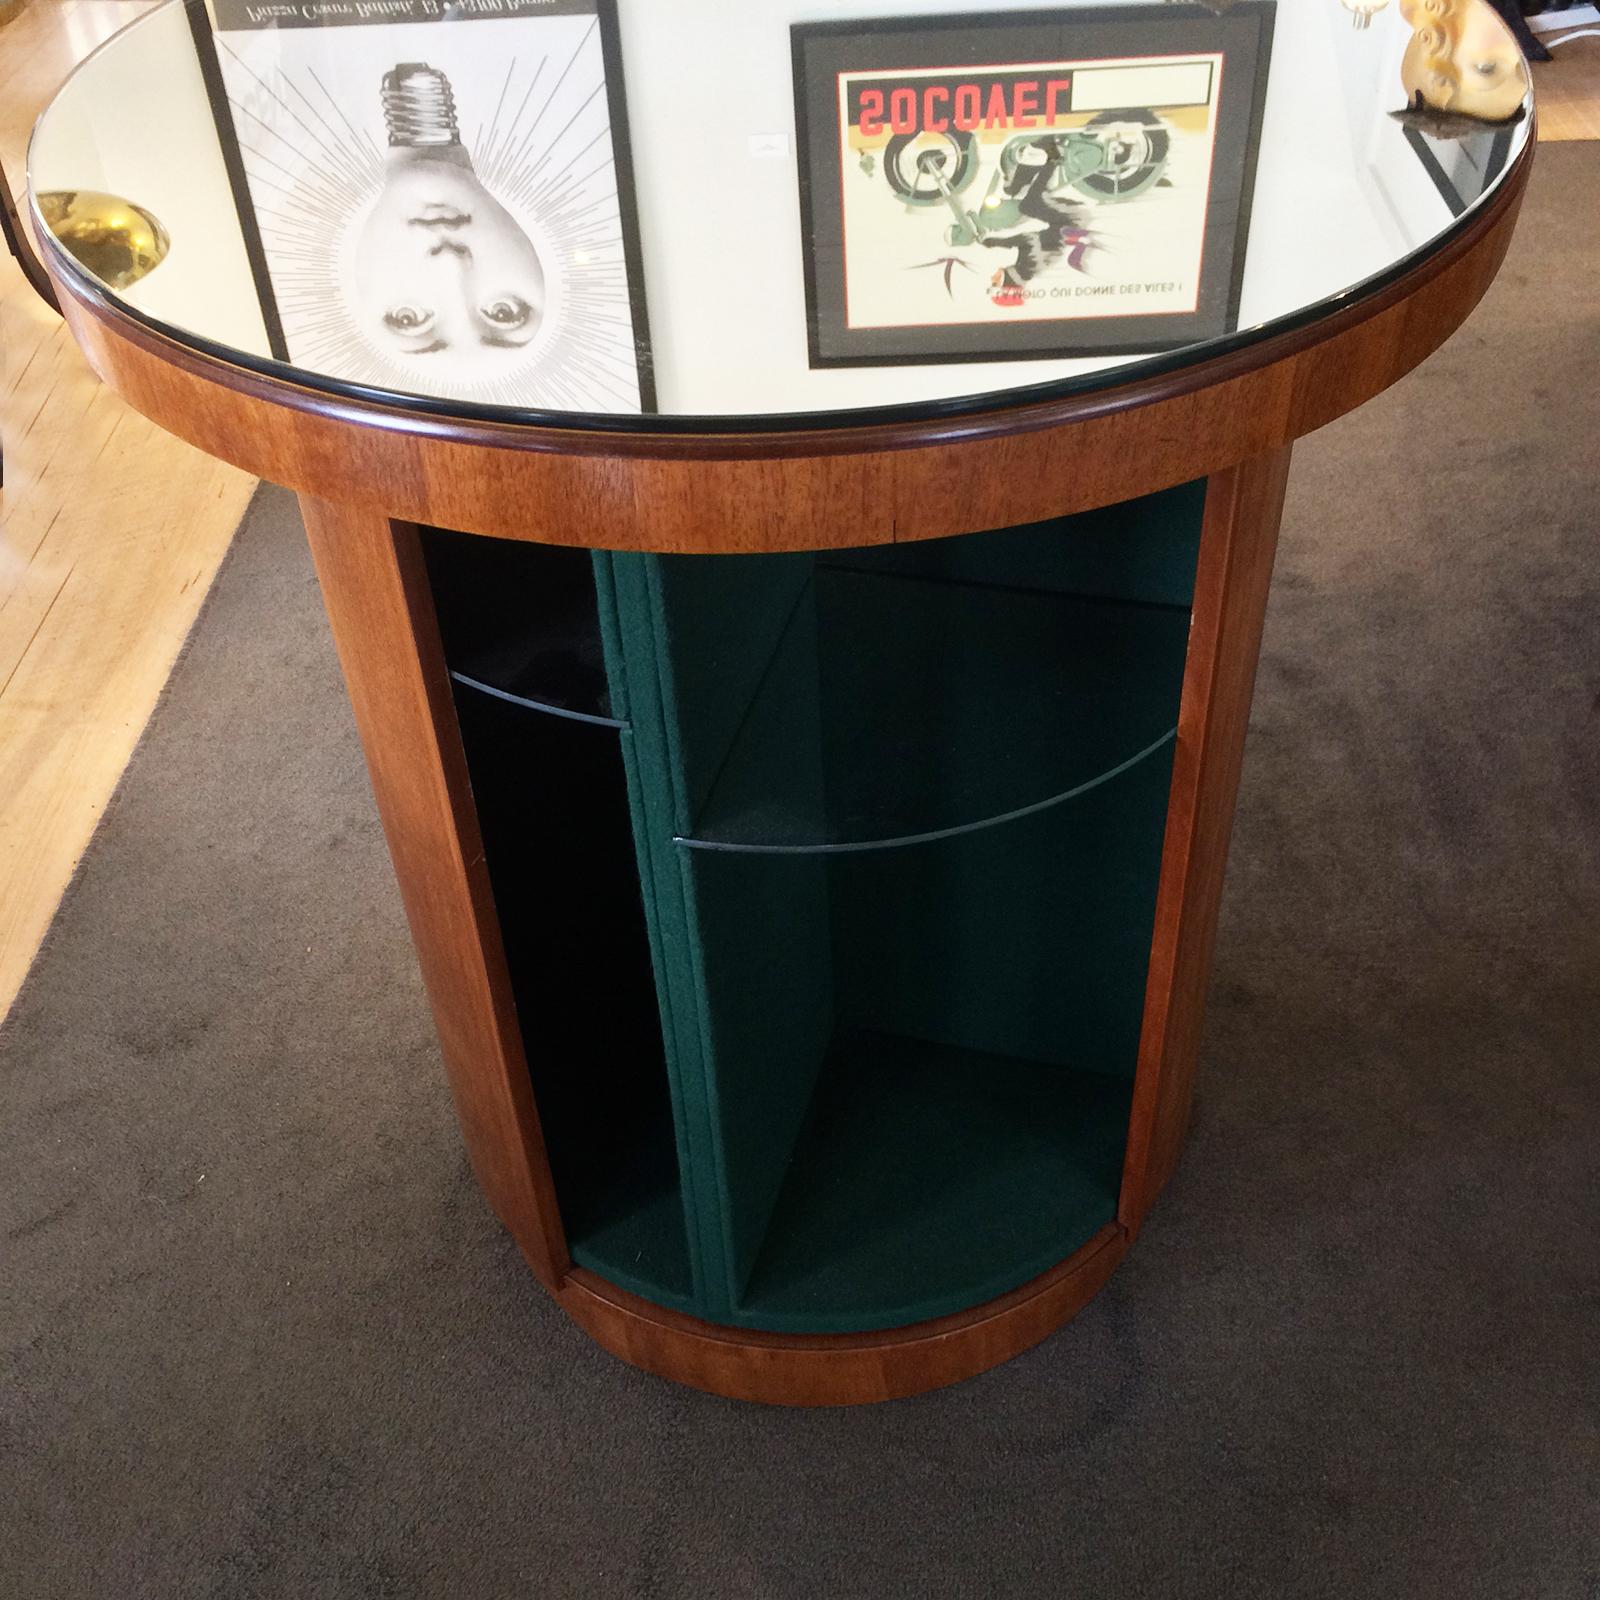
[43,136,1531,555]
[1120,447,1293,1236]
[0,0,255,1023]
[1533,35,1600,140]
[557,1225,1129,1406]
[298,497,569,1289]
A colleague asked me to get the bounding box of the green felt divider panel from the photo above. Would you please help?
[597,553,837,1316]
[430,483,1206,1335]
[641,551,814,831]
[591,553,727,1315]
[681,849,836,1308]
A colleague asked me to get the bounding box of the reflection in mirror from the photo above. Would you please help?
[36,190,170,289]
[23,0,1534,426]
[353,63,548,378]
[1341,0,1393,28]
[1394,0,1532,137]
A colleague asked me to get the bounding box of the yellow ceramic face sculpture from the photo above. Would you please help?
[1398,0,1530,126]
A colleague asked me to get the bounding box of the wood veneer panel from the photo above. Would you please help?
[297,496,567,1286]
[45,138,1531,555]
[556,1222,1128,1406]
[1119,447,1293,1233]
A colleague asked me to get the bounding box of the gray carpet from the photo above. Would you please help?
[4,145,1598,1599]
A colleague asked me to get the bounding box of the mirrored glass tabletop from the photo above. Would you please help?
[28,0,1531,431]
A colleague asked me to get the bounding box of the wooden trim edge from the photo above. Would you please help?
[1120,447,1294,1235]
[40,141,1531,553]
[39,136,1533,465]
[554,1223,1129,1406]
[297,497,571,1288]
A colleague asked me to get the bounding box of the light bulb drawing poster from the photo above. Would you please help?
[188,0,652,413]
[792,5,1275,368]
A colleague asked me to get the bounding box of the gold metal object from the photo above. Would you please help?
[36,190,170,289]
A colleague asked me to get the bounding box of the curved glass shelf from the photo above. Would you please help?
[421,528,615,722]
[673,563,1192,854]
[449,672,626,731]
[677,727,1177,856]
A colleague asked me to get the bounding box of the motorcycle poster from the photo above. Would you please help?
[183,0,653,413]
[793,5,1276,367]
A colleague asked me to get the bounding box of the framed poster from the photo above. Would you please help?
[792,3,1275,368]
[184,0,653,411]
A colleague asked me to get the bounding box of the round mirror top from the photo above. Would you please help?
[30,0,1531,433]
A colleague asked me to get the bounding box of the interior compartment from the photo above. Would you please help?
[423,479,1204,1335]
[597,481,1204,1332]
[682,561,1189,850]
[421,528,692,1310]
[684,748,1171,1333]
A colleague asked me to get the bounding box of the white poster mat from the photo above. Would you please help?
[211,7,643,411]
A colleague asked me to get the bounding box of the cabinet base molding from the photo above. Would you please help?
[554,1224,1129,1407]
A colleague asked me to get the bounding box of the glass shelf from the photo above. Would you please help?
[675,563,1191,853]
[422,529,616,724]
[448,671,625,730]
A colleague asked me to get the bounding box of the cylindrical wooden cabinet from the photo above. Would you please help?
[287,443,1293,1405]
[30,0,1534,1402]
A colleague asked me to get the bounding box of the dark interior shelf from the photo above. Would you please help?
[447,656,692,1312]
[736,1030,1130,1334]
[564,1118,695,1308]
[676,563,1190,853]
[421,527,615,722]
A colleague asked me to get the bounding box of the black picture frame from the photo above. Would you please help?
[183,0,656,410]
[792,2,1276,369]
[1400,121,1516,220]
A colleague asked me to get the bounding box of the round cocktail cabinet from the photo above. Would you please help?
[30,0,1533,1401]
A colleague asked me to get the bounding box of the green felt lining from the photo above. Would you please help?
[736,1031,1133,1333]
[675,563,1191,852]
[426,483,1205,1333]
[592,553,729,1316]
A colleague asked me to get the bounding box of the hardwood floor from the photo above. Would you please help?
[1533,32,1600,140]
[0,2,1593,1026]
[0,0,255,1021]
